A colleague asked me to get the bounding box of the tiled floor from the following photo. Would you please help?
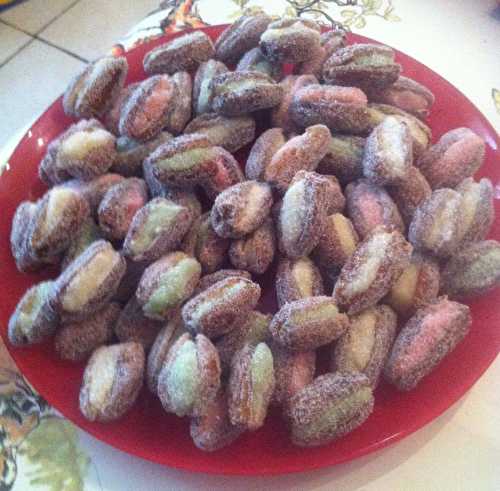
[0,0,158,149]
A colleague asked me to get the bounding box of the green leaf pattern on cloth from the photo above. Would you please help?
[340,0,400,27]
[493,89,500,116]
[228,1,266,19]
[17,417,89,491]
[0,369,92,491]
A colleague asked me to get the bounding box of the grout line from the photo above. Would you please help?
[35,36,88,63]
[0,16,23,29]
[34,0,81,35]
[0,22,87,66]
[0,16,34,35]
[0,35,35,69]
[0,0,88,64]
[34,0,88,64]
[0,0,81,35]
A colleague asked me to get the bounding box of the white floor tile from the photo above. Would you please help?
[38,0,159,60]
[0,0,77,34]
[0,40,85,149]
[0,21,32,65]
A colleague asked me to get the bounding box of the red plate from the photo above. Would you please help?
[0,25,499,475]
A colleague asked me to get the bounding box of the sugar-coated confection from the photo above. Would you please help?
[333,229,412,315]
[79,342,144,422]
[286,372,374,447]
[385,297,471,390]
[157,333,221,417]
[228,343,275,430]
[182,277,261,338]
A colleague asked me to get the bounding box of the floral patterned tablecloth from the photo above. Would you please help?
[1,1,499,490]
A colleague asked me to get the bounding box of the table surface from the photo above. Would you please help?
[0,1,499,490]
